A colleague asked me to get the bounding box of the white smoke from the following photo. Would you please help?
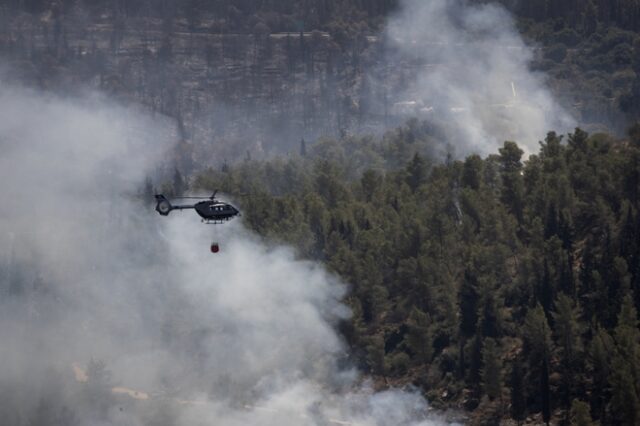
[385,0,575,155]
[0,83,456,425]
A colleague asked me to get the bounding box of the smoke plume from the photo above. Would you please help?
[384,0,575,155]
[0,82,455,425]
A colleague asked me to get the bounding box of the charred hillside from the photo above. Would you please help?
[3,0,640,171]
[0,2,401,167]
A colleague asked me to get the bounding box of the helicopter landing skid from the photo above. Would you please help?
[202,219,229,225]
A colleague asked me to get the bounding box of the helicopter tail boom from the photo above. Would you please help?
[155,194,197,216]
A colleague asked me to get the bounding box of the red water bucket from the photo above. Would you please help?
[210,243,220,253]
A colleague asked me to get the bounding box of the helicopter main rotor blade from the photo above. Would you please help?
[172,197,210,199]
[155,194,206,200]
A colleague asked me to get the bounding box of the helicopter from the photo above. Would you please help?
[155,191,240,253]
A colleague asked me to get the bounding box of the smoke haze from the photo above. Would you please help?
[0,2,577,423]
[0,81,455,424]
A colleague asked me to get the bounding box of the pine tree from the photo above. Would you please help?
[544,202,559,240]
[479,288,501,338]
[462,154,483,190]
[609,355,640,425]
[588,326,613,421]
[459,268,479,339]
[498,141,525,222]
[542,355,551,426]
[570,399,594,426]
[510,357,527,425]
[618,204,637,263]
[559,250,575,298]
[539,260,554,317]
[405,153,428,192]
[458,339,466,380]
[467,332,483,394]
[364,335,386,375]
[523,304,553,422]
[360,169,382,203]
[578,242,596,316]
[609,295,640,425]
[524,304,553,353]
[552,293,583,406]
[481,338,502,400]
[405,307,433,364]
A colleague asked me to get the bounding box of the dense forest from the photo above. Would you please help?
[6,0,640,33]
[172,125,640,425]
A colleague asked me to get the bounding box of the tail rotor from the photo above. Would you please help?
[155,194,173,216]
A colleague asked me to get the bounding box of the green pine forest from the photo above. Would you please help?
[160,125,640,425]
